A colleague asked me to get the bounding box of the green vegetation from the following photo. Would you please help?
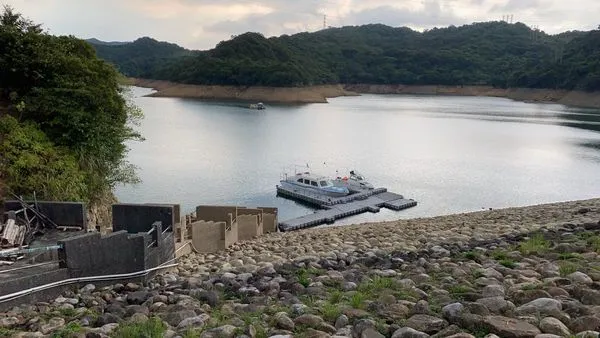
[519,233,550,255]
[320,302,342,322]
[586,235,600,252]
[90,22,599,91]
[499,259,517,269]
[111,317,166,338]
[559,261,579,276]
[558,252,582,260]
[0,6,142,203]
[51,322,83,338]
[0,328,16,337]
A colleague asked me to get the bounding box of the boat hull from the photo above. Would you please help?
[280,181,349,197]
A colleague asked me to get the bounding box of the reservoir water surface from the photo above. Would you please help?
[115,87,600,226]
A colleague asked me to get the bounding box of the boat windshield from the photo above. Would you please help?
[319,180,333,187]
[351,173,364,180]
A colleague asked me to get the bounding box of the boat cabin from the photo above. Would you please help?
[294,173,334,188]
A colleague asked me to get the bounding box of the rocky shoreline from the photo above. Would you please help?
[129,78,600,108]
[1,198,600,338]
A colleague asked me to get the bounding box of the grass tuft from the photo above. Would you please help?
[559,261,579,276]
[499,259,517,269]
[320,302,342,322]
[350,292,366,309]
[112,317,166,338]
[519,233,550,255]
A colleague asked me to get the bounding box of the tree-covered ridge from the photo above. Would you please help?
[89,22,599,91]
[0,6,141,203]
[91,36,195,78]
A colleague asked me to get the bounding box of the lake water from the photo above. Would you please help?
[114,86,600,226]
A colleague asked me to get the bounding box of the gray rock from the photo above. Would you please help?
[335,314,349,329]
[568,272,593,285]
[570,316,600,333]
[342,281,358,291]
[129,313,149,323]
[413,300,430,315]
[482,285,505,298]
[476,297,514,315]
[275,313,295,331]
[302,328,331,338]
[534,335,562,338]
[353,319,378,338]
[97,323,119,335]
[483,316,541,338]
[291,303,308,315]
[125,305,149,317]
[177,314,210,330]
[482,268,504,280]
[430,246,450,258]
[125,283,140,291]
[126,291,152,305]
[576,331,600,338]
[516,298,562,317]
[430,324,462,338]
[539,317,570,336]
[361,327,385,338]
[81,284,96,293]
[294,314,323,328]
[578,288,600,305]
[405,314,448,334]
[40,317,65,334]
[96,313,120,326]
[192,290,220,307]
[391,327,430,338]
[0,317,19,328]
[442,303,464,323]
[162,310,197,327]
[201,324,237,338]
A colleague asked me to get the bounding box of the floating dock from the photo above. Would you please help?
[277,184,417,231]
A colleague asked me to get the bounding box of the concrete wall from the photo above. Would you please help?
[112,204,175,234]
[196,205,237,224]
[237,214,260,241]
[58,231,147,277]
[260,207,278,233]
[224,219,238,248]
[3,201,86,228]
[191,221,225,253]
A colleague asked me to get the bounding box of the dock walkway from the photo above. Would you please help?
[277,184,417,231]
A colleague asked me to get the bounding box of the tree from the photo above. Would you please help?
[0,6,143,203]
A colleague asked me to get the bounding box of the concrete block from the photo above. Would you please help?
[112,204,175,234]
[3,201,86,228]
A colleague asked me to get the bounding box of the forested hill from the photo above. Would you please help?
[89,22,600,91]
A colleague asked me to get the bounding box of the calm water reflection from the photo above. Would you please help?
[115,87,600,226]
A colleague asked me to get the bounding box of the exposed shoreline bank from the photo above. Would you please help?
[130,78,600,108]
[129,78,357,104]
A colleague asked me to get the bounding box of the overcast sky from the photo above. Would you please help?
[3,0,598,50]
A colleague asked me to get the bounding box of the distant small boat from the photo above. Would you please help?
[249,102,266,110]
[334,170,375,190]
[280,171,350,197]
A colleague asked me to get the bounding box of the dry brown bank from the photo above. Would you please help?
[130,78,600,108]
[346,84,600,109]
[130,78,357,104]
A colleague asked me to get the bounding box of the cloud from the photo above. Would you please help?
[2,0,598,50]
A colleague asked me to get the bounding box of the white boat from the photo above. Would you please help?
[334,170,375,190]
[280,171,350,197]
[249,102,266,110]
